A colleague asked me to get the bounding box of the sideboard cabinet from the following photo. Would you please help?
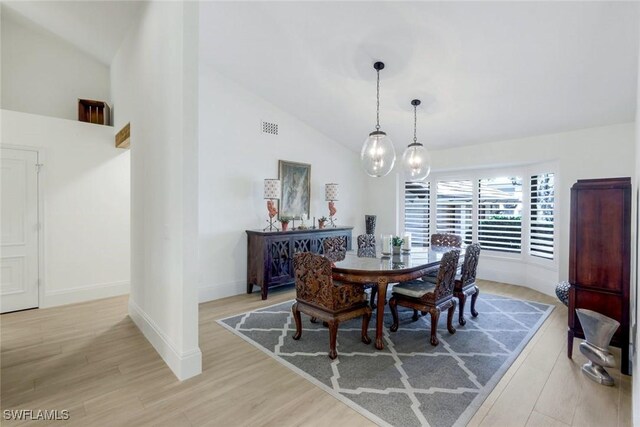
[246,227,353,300]
[568,177,630,375]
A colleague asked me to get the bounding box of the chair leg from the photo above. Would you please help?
[447,301,457,334]
[457,293,467,326]
[361,311,372,344]
[292,303,302,340]
[412,309,419,321]
[328,320,339,359]
[429,308,440,346]
[370,287,377,308]
[389,297,399,332]
[470,286,480,318]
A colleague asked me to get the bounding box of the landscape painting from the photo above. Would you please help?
[278,160,311,220]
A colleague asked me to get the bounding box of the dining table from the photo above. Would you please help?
[332,247,462,350]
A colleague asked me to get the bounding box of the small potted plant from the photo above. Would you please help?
[318,216,328,229]
[392,236,404,255]
[280,216,292,231]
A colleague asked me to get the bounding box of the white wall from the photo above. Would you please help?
[0,10,110,122]
[198,65,370,301]
[111,1,201,381]
[1,109,130,306]
[632,15,640,426]
[370,123,635,296]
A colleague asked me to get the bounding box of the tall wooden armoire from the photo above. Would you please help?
[568,177,631,375]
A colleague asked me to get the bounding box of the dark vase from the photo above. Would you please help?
[365,215,377,235]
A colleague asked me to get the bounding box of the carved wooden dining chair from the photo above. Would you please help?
[430,233,462,247]
[292,252,372,359]
[357,234,379,307]
[323,236,347,263]
[389,249,460,346]
[454,243,481,326]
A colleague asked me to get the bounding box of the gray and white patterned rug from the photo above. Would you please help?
[218,293,553,427]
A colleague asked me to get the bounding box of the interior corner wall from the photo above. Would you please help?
[0,10,110,121]
[369,122,636,296]
[197,64,369,302]
[1,109,130,307]
[110,1,201,381]
[632,16,640,425]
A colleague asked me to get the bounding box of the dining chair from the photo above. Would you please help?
[389,249,460,346]
[323,236,347,263]
[357,234,379,307]
[292,252,372,359]
[430,233,462,248]
[454,243,481,326]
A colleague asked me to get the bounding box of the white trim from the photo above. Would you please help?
[128,298,202,381]
[42,280,130,308]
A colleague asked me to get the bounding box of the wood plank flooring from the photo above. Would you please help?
[0,280,630,426]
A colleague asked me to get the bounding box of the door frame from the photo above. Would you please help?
[1,144,45,310]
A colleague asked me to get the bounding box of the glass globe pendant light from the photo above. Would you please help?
[401,99,431,181]
[360,62,396,177]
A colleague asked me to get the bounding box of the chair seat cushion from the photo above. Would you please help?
[424,274,461,284]
[393,280,436,298]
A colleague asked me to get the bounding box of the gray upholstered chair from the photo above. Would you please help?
[389,249,460,346]
[453,243,481,326]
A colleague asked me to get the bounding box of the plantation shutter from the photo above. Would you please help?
[477,177,523,253]
[404,181,430,248]
[436,180,473,245]
[529,173,555,259]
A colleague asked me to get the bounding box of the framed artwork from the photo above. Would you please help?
[278,160,311,220]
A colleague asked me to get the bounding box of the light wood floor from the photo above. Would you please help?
[0,280,631,426]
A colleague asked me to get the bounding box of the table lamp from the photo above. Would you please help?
[263,179,281,231]
[325,183,339,227]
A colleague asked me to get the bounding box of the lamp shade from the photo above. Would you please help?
[263,179,281,199]
[325,183,339,201]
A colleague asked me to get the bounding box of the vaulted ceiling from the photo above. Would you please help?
[2,1,143,65]
[199,2,639,151]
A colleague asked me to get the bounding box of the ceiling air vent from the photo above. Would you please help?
[262,121,278,135]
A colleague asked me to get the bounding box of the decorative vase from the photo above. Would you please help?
[281,222,289,231]
[392,246,401,255]
[576,308,619,386]
[365,215,377,235]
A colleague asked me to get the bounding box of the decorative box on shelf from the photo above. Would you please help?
[246,226,353,300]
[78,98,111,126]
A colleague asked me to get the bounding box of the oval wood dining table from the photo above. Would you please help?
[332,247,461,350]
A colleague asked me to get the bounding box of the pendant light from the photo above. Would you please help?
[401,99,431,181]
[360,61,396,177]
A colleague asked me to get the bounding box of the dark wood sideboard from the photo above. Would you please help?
[568,177,630,375]
[246,227,353,300]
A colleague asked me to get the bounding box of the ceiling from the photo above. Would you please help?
[200,2,639,152]
[2,1,143,65]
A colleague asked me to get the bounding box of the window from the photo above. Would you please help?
[436,180,473,244]
[530,173,555,259]
[477,177,523,253]
[404,181,430,247]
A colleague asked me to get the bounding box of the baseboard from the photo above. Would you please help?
[199,280,246,303]
[43,280,130,308]
[128,299,202,381]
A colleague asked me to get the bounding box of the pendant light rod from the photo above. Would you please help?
[374,62,385,131]
[409,99,422,147]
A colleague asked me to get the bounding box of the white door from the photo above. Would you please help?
[1,148,39,313]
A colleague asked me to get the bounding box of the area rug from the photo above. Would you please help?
[217,293,554,427]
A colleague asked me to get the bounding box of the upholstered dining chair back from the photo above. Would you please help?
[460,244,481,287]
[357,234,376,258]
[323,236,347,263]
[430,233,462,247]
[434,249,461,301]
